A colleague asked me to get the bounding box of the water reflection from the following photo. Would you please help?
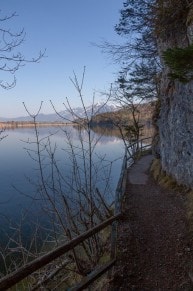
[0,126,124,245]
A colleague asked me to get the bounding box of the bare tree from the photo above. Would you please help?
[0,70,117,289]
[97,1,159,148]
[0,10,45,89]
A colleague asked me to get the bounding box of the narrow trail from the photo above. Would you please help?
[109,155,193,290]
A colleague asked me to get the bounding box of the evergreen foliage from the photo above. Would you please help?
[113,0,192,91]
[108,0,160,141]
[115,0,157,60]
[106,0,192,138]
[163,45,193,83]
[114,0,160,103]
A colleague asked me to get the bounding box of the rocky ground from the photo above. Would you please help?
[107,155,193,290]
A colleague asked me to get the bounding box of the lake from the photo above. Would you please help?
[0,126,125,246]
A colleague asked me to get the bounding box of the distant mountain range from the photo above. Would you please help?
[0,102,118,122]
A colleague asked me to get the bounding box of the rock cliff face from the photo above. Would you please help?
[157,4,193,187]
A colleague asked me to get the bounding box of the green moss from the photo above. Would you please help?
[163,45,193,83]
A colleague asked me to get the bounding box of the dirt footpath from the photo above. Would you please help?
[108,155,193,290]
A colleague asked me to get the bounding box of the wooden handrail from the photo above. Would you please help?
[0,137,153,290]
[0,214,121,290]
[128,136,152,150]
[69,260,116,291]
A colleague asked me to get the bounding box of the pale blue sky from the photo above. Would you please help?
[0,0,123,117]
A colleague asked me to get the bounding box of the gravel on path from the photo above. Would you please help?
[108,156,193,290]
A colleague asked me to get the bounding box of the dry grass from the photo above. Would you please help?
[150,158,182,190]
[150,158,193,234]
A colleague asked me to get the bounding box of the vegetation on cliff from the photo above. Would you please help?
[2,1,193,288]
[163,45,193,83]
[110,0,193,189]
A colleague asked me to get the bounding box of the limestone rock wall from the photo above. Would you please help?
[157,5,193,187]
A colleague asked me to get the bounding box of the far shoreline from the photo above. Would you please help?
[0,121,77,129]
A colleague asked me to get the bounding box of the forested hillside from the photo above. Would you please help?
[89,102,154,128]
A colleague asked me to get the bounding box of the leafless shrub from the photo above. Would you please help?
[0,70,117,289]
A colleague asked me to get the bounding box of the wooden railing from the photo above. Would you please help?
[0,137,152,290]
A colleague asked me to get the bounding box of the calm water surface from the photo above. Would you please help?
[0,126,124,244]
